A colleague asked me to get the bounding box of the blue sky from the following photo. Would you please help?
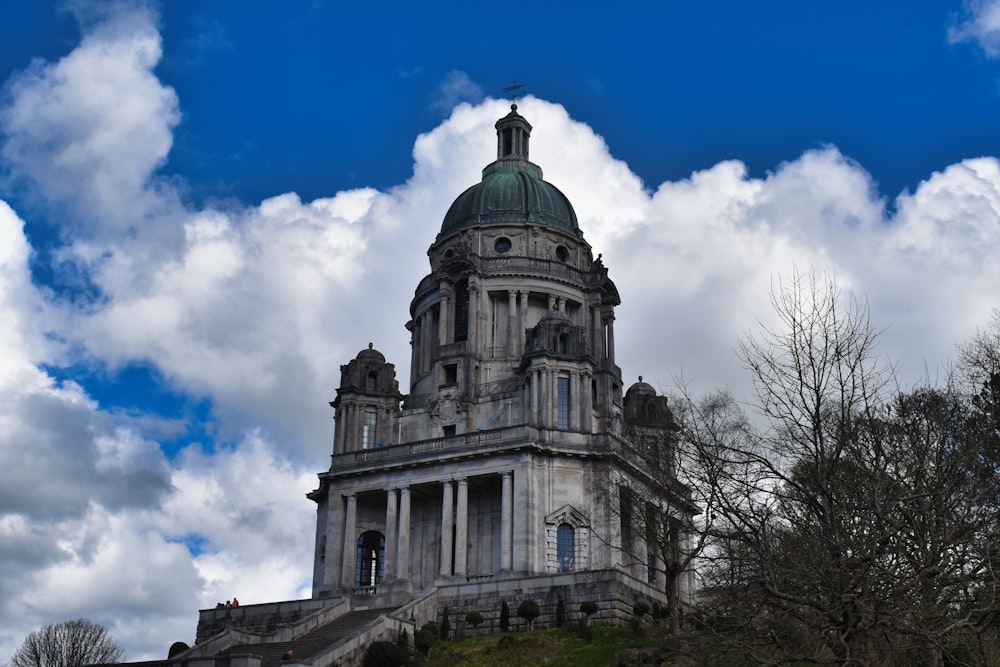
[1,0,999,660]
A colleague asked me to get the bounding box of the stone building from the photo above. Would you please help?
[152,104,696,667]
[306,102,695,608]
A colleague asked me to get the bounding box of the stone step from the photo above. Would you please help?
[219,608,393,667]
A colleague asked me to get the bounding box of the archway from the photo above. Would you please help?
[355,530,385,590]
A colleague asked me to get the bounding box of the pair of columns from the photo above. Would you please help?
[340,487,413,587]
[527,367,592,431]
[338,471,515,590]
[438,472,515,577]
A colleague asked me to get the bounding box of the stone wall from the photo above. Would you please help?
[432,568,665,638]
[195,599,342,644]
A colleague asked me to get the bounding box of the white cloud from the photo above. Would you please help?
[429,70,485,114]
[0,0,181,242]
[949,0,1000,57]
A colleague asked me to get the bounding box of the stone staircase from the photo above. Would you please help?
[218,608,392,666]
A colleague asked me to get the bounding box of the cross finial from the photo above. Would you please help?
[503,80,527,105]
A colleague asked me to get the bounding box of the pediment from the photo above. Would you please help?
[546,504,589,528]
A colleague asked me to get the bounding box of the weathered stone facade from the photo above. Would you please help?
[307,104,696,610]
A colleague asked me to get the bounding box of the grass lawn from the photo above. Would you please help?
[423,626,663,667]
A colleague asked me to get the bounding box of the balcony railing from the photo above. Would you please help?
[474,377,521,398]
[333,425,533,469]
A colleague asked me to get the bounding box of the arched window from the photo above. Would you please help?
[366,371,377,392]
[362,407,377,449]
[557,375,570,429]
[556,523,575,572]
[557,333,569,355]
[453,279,469,342]
[355,531,385,590]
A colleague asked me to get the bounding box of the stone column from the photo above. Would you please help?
[570,371,580,431]
[500,471,513,571]
[439,289,450,345]
[468,283,479,352]
[545,369,555,428]
[530,369,540,426]
[408,324,418,387]
[606,313,616,365]
[423,311,433,372]
[384,488,398,581]
[519,290,529,353]
[507,290,517,357]
[397,486,411,581]
[341,493,357,590]
[333,405,343,455]
[440,480,454,577]
[454,478,469,578]
[592,306,603,360]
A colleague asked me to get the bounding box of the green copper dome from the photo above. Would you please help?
[440,164,580,238]
[438,104,582,240]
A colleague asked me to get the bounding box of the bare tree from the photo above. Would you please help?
[958,307,1000,387]
[611,379,755,634]
[695,272,1000,665]
[10,619,125,667]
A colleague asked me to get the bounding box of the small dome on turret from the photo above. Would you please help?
[438,104,581,240]
[625,377,657,399]
[355,342,385,363]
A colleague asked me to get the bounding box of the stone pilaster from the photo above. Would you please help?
[385,488,398,581]
[396,486,411,581]
[454,478,469,578]
[440,480,454,577]
[501,471,513,571]
[341,493,357,590]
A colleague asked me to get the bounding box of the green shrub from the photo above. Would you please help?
[580,601,598,618]
[497,633,517,649]
[440,606,450,640]
[414,628,436,656]
[576,618,594,643]
[362,640,408,667]
[517,600,540,630]
[465,611,484,628]
[500,600,510,632]
[556,596,567,627]
[633,602,650,618]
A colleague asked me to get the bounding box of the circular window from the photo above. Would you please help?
[494,237,512,254]
[443,248,454,259]
[555,245,569,262]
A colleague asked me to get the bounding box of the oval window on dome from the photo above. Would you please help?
[443,248,454,259]
[494,237,512,254]
[555,245,569,262]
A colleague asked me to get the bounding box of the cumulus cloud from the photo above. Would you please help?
[429,70,485,114]
[0,0,181,245]
[949,0,1000,56]
[1,0,1000,662]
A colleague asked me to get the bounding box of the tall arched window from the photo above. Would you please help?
[557,375,570,430]
[362,407,377,449]
[454,279,469,342]
[355,531,385,590]
[556,523,575,572]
